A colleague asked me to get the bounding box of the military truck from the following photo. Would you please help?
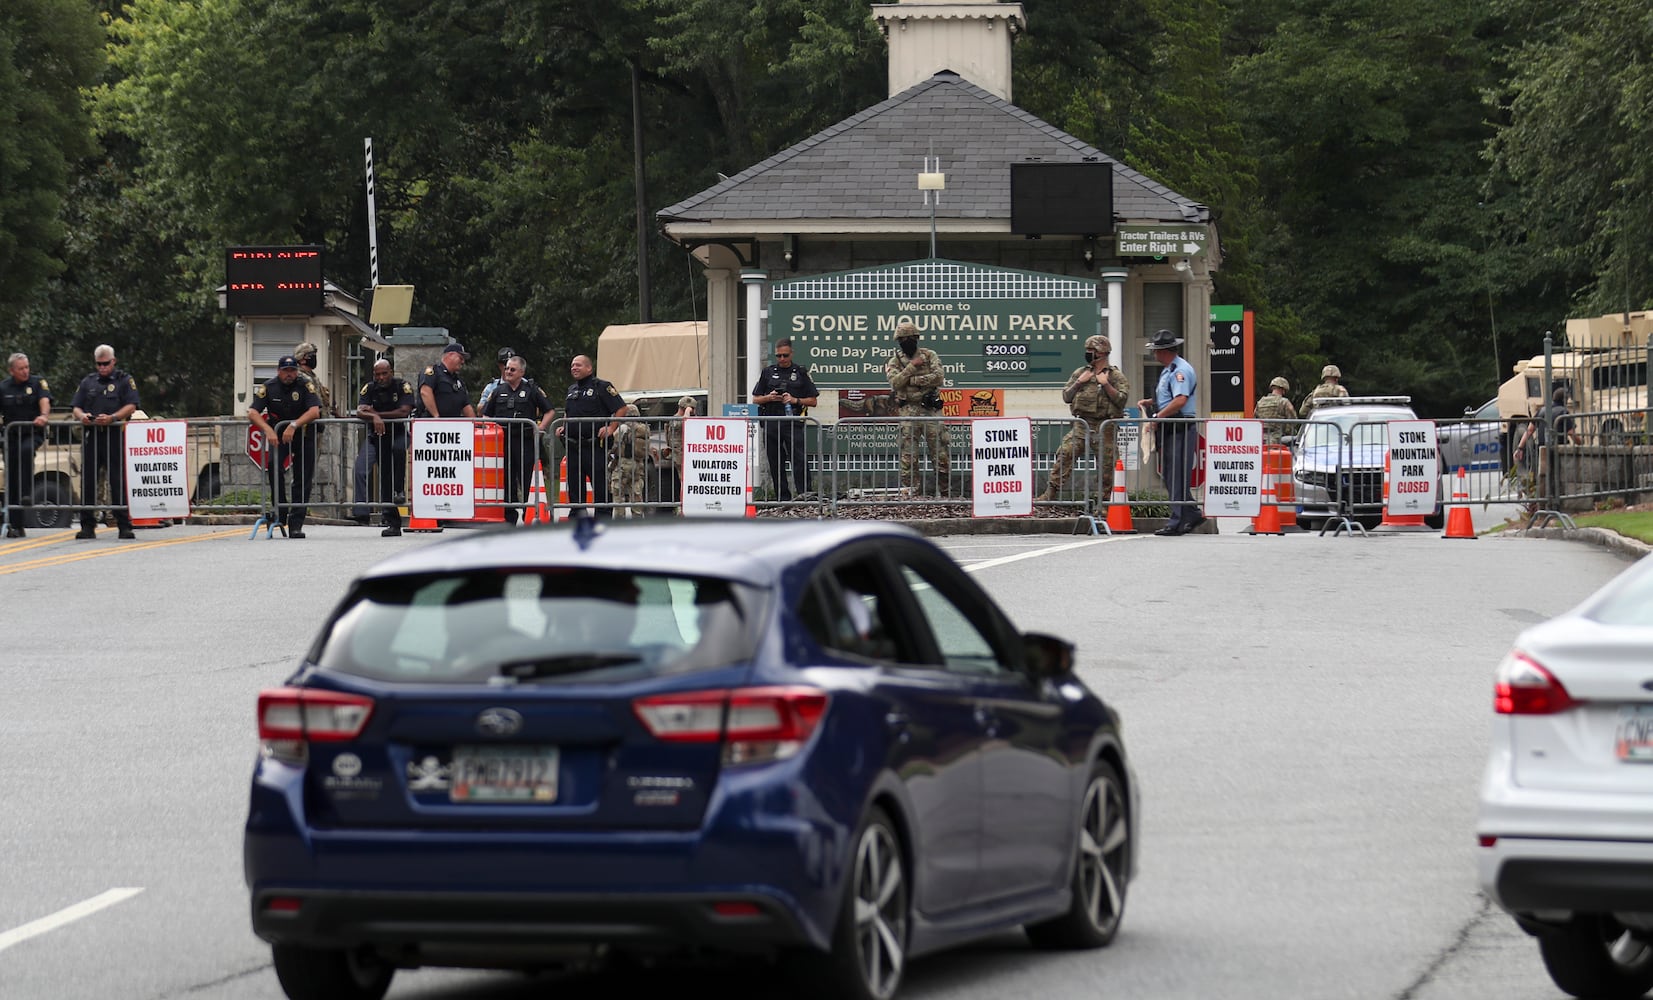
[0,413,223,528]
[1497,311,1652,446]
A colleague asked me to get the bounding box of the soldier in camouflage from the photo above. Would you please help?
[1254,375,1297,444]
[293,342,337,417]
[1037,334,1129,501]
[1298,364,1348,419]
[607,404,648,518]
[884,321,950,496]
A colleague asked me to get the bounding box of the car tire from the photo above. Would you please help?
[793,805,909,1000]
[1025,759,1129,950]
[1537,916,1653,1000]
[271,943,393,1000]
[25,480,69,529]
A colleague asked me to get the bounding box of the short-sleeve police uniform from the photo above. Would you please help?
[357,376,416,523]
[483,379,554,524]
[751,362,819,498]
[564,375,625,514]
[1,373,51,519]
[252,375,323,529]
[418,365,469,418]
[71,368,141,530]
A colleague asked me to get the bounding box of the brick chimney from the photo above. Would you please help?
[872,0,1025,101]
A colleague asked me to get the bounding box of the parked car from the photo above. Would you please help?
[1285,396,1443,530]
[244,520,1137,1000]
[1477,553,1653,999]
[1436,398,1509,474]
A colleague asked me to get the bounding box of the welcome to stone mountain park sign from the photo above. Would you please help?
[767,259,1102,390]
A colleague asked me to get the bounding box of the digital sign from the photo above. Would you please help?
[1010,162,1114,237]
[225,245,325,315]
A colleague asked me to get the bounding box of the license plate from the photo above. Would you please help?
[450,745,560,802]
[1614,707,1653,763]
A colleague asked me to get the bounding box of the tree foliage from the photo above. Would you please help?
[0,0,102,330]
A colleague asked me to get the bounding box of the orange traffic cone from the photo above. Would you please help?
[1249,480,1284,535]
[523,460,550,525]
[1443,466,1476,540]
[1105,460,1135,533]
[553,456,570,523]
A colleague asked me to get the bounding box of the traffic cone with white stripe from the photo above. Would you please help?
[1105,460,1135,533]
[523,460,551,525]
[1443,466,1476,540]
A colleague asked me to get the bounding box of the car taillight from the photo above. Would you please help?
[634,686,829,766]
[257,687,375,763]
[1494,651,1578,715]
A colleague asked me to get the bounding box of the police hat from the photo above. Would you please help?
[1146,329,1184,350]
[277,355,300,370]
[1270,376,1291,392]
[443,342,469,358]
[497,347,515,363]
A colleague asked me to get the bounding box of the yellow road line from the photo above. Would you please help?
[0,527,246,575]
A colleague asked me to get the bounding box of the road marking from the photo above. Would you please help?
[0,888,144,954]
[960,535,1137,574]
[0,527,244,575]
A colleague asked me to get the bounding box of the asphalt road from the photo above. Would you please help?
[0,515,1631,1000]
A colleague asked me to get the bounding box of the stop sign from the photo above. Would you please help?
[246,426,290,471]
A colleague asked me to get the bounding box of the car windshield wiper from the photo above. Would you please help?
[498,652,644,680]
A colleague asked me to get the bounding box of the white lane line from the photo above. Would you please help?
[960,536,1133,574]
[0,888,145,954]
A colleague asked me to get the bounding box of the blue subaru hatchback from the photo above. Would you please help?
[245,520,1137,1000]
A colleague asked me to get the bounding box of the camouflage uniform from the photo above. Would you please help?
[607,414,647,517]
[884,327,950,495]
[1298,365,1347,419]
[1254,378,1297,444]
[1042,336,1129,500]
[293,342,334,416]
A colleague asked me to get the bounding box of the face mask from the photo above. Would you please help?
[898,337,918,357]
[1083,352,1096,364]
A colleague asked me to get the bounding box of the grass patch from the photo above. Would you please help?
[1568,510,1653,544]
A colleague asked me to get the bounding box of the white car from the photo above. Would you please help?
[1477,554,1653,999]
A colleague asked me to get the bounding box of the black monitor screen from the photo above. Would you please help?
[1010,163,1114,237]
[225,246,325,315]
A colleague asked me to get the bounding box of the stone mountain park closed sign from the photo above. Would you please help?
[767,259,1102,390]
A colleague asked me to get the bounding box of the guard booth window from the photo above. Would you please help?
[1142,283,1183,345]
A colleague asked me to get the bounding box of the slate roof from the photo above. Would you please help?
[658,71,1208,227]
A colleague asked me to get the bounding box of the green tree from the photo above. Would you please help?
[0,0,102,330]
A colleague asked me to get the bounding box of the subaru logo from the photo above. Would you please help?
[476,708,523,737]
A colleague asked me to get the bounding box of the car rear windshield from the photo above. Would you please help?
[312,568,763,684]
[1585,568,1653,627]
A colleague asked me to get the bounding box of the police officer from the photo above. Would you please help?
[1038,334,1129,502]
[70,344,140,540]
[354,358,415,536]
[419,342,475,418]
[477,347,516,412]
[1138,329,1203,536]
[751,338,819,500]
[1255,376,1297,444]
[1,352,51,537]
[556,354,624,518]
[884,321,951,496]
[481,355,555,525]
[248,355,322,538]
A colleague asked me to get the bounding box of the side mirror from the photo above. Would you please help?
[1280,434,1297,447]
[1023,632,1075,680]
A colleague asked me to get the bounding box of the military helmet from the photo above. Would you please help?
[1084,335,1111,356]
[893,321,918,340]
[294,341,319,361]
[1321,364,1341,380]
[1270,376,1291,392]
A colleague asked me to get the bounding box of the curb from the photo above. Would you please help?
[1514,525,1652,562]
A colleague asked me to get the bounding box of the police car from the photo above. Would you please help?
[1285,396,1443,531]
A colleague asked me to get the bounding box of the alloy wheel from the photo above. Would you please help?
[851,820,907,999]
[1078,773,1129,935]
